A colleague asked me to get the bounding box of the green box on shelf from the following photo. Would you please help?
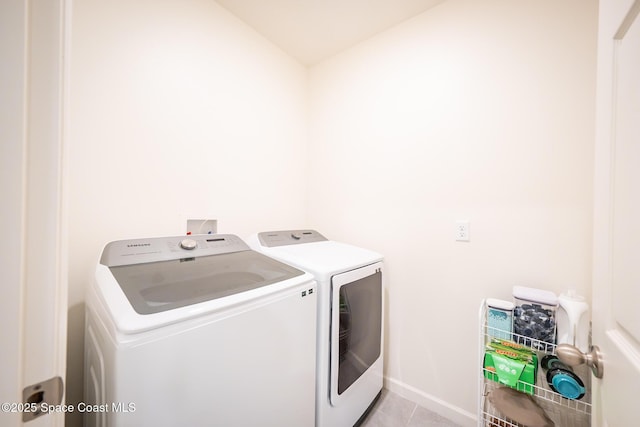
[483,343,538,395]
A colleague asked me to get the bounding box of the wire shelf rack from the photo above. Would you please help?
[478,300,592,427]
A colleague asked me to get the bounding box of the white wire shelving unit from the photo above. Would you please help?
[478,299,591,427]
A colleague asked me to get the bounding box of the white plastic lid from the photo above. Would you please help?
[512,285,558,306]
[487,298,515,311]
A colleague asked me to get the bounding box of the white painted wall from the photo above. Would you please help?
[62,0,598,425]
[308,0,597,423]
[65,1,308,425]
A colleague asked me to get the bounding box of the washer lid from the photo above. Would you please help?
[101,235,305,315]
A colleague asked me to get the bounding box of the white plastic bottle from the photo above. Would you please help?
[557,290,590,352]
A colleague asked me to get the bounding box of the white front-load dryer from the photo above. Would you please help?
[247,230,384,427]
[84,234,317,427]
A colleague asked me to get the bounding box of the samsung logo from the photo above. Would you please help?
[127,243,151,247]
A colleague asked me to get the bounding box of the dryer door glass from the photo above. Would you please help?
[330,266,382,398]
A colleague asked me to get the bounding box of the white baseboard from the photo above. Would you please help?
[383,376,477,427]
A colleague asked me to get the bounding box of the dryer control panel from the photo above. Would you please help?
[100,234,250,267]
[258,230,328,247]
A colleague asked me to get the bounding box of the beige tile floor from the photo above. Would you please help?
[359,389,463,427]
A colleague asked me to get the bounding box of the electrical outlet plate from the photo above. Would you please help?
[456,220,470,242]
[187,219,218,235]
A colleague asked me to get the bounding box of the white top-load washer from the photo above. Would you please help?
[246,230,384,427]
[84,234,317,427]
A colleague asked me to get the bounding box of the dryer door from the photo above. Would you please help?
[330,262,383,405]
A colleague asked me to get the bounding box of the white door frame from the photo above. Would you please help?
[0,0,69,426]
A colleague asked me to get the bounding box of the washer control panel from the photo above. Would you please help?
[258,230,327,247]
[100,234,250,267]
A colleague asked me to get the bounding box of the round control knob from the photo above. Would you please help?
[291,233,302,240]
[180,238,197,250]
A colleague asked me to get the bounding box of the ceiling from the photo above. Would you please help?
[215,0,445,65]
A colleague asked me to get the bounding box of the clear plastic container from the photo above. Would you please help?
[512,286,558,349]
[486,298,514,340]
